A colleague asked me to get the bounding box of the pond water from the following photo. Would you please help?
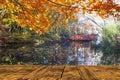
[0,41,119,65]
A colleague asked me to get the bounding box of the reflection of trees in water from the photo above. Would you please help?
[101,46,120,65]
[101,53,120,65]
[0,44,69,65]
[0,42,119,65]
[66,42,103,65]
[0,46,33,64]
[0,49,11,64]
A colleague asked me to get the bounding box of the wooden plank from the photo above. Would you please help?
[36,66,65,80]
[0,71,25,80]
[0,65,119,80]
[3,74,24,80]
[22,66,49,80]
[60,66,81,80]
[0,66,25,80]
[86,66,120,80]
[0,65,40,80]
[0,66,39,74]
[77,66,99,80]
[0,74,9,80]
[77,66,91,80]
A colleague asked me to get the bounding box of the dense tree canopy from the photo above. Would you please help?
[0,0,120,34]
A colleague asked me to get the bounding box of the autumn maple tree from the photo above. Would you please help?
[0,0,120,34]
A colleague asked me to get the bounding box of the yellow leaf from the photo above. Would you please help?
[29,28,33,30]
[89,0,94,3]
[65,19,69,24]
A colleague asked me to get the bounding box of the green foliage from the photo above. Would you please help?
[3,18,11,24]
[52,33,60,40]
[102,22,119,43]
[102,22,120,55]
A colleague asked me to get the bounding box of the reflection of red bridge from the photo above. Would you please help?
[71,42,90,47]
[70,34,96,41]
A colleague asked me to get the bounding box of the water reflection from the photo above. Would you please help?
[0,41,119,65]
[67,42,103,65]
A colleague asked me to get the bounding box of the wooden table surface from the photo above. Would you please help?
[0,65,119,80]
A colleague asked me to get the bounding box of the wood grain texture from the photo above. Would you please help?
[0,65,119,80]
[60,66,81,80]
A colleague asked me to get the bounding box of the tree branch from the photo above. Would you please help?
[47,0,71,7]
